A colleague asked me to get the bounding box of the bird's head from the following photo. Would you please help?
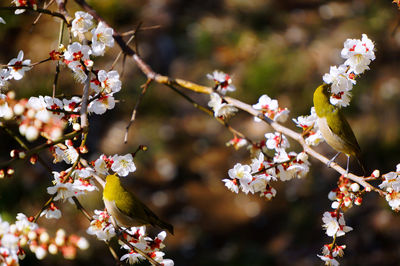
[313,83,334,117]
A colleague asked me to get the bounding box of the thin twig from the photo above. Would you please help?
[33,196,55,222]
[124,79,151,143]
[53,20,65,98]
[0,129,81,168]
[80,72,90,131]
[120,25,162,36]
[71,196,93,221]
[110,24,140,71]
[31,0,55,28]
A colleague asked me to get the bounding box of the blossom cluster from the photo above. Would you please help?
[46,153,136,210]
[119,226,173,265]
[207,71,238,119]
[86,210,116,241]
[0,11,118,143]
[87,210,173,265]
[318,175,362,266]
[327,176,363,211]
[223,131,310,199]
[252,94,289,123]
[322,34,375,107]
[318,211,352,266]
[0,213,88,265]
[292,107,325,146]
[379,164,400,211]
[11,0,37,14]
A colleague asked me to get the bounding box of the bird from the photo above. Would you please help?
[103,174,174,234]
[313,84,364,174]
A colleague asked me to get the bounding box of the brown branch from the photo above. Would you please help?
[0,129,81,168]
[74,0,384,196]
[0,6,68,24]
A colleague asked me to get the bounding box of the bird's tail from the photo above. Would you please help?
[355,154,366,177]
[156,219,174,235]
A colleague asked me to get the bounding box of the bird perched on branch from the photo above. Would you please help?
[313,84,364,174]
[103,174,174,234]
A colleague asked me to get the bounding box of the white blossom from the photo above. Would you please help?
[91,22,114,56]
[88,95,115,114]
[206,70,236,94]
[111,154,136,177]
[341,34,375,74]
[8,50,31,80]
[208,92,237,118]
[71,11,94,37]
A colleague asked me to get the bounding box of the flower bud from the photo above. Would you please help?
[7,91,15,100]
[372,169,380,178]
[18,151,26,159]
[13,103,25,116]
[10,149,18,158]
[344,197,352,207]
[48,243,58,255]
[350,183,360,192]
[328,191,337,201]
[331,201,340,209]
[30,155,38,165]
[354,197,362,206]
[35,246,47,260]
[39,232,49,243]
[7,168,14,176]
[77,237,89,250]
[79,145,88,154]
[3,107,14,120]
[365,186,372,192]
[26,126,39,142]
[28,231,37,240]
[72,123,81,131]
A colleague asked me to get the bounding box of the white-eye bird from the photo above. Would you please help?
[103,174,174,234]
[313,84,364,174]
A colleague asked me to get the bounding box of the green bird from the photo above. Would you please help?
[313,84,364,174]
[103,174,174,234]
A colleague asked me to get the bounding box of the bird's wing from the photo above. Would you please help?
[116,190,158,225]
[326,109,361,156]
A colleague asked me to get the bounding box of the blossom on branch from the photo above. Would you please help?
[8,50,31,80]
[341,34,375,75]
[379,164,400,211]
[208,92,238,119]
[71,11,94,38]
[111,154,136,177]
[87,210,116,241]
[322,211,352,237]
[207,70,236,94]
[119,227,174,265]
[91,22,115,56]
[252,94,289,123]
[96,70,121,94]
[11,0,37,14]
[88,94,116,114]
[292,107,324,146]
[265,132,290,151]
[323,34,375,107]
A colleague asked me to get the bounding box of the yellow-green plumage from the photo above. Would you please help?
[103,174,173,234]
[313,84,361,158]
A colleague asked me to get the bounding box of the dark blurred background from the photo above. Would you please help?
[1,0,400,265]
